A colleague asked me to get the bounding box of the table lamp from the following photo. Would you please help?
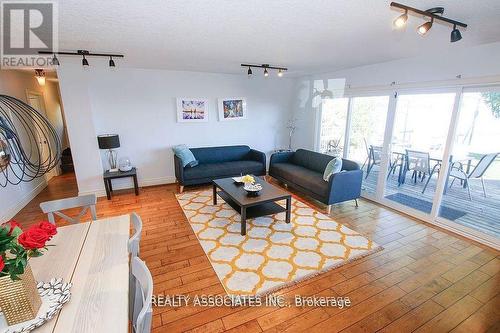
[97,134,120,172]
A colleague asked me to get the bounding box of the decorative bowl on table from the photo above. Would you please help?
[244,183,262,197]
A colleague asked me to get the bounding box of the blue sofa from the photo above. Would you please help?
[269,149,362,207]
[174,145,266,190]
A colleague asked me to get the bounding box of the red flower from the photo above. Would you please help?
[1,220,21,235]
[18,227,50,250]
[0,256,4,272]
[36,221,57,238]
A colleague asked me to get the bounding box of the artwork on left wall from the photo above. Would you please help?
[176,98,209,122]
[218,97,247,121]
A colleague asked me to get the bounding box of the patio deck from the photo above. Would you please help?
[361,165,500,238]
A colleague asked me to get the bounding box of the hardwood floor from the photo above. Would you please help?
[12,173,500,332]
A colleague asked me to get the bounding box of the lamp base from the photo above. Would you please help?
[108,168,119,172]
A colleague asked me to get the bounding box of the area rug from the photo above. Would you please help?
[385,193,467,221]
[177,190,382,296]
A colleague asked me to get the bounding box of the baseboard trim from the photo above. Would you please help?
[0,179,48,222]
[78,176,176,198]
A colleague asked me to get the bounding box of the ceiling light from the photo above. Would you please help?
[51,54,59,66]
[450,25,462,42]
[241,63,288,77]
[39,50,124,67]
[390,3,467,43]
[393,10,408,28]
[34,69,45,86]
[417,18,433,35]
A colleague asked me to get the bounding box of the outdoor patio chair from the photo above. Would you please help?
[403,150,441,194]
[449,153,498,200]
[364,143,382,179]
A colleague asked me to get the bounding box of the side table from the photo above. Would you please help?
[103,167,139,200]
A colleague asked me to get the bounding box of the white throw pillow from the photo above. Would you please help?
[323,157,343,181]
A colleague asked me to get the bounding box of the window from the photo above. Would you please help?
[318,98,348,155]
[384,93,456,213]
[346,96,389,194]
[438,91,500,237]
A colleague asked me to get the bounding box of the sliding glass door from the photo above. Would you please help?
[383,92,456,215]
[345,96,389,194]
[438,90,500,238]
[318,98,348,154]
[316,87,499,246]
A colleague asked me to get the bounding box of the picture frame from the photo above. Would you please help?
[176,98,209,122]
[218,97,247,121]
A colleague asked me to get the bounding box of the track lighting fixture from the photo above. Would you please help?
[390,2,467,42]
[450,25,462,42]
[51,54,59,66]
[417,18,433,35]
[39,49,124,67]
[34,69,46,86]
[393,10,408,28]
[241,63,288,77]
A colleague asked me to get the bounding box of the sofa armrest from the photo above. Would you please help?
[270,151,294,165]
[174,155,184,184]
[327,169,363,204]
[248,149,266,166]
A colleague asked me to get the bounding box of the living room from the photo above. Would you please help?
[0,1,499,332]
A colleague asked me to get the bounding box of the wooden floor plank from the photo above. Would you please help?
[12,173,500,333]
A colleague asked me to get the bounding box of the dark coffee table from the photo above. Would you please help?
[212,176,292,235]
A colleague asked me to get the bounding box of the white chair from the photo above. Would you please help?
[449,153,498,200]
[128,213,143,319]
[40,194,97,225]
[131,257,153,333]
[128,213,143,257]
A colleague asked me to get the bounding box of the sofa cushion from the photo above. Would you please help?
[183,160,263,180]
[292,149,334,173]
[191,145,251,164]
[271,163,329,197]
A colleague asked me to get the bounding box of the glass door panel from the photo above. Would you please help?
[384,93,456,214]
[318,98,348,155]
[345,96,389,194]
[438,91,500,238]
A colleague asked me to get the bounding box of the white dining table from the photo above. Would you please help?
[29,214,130,333]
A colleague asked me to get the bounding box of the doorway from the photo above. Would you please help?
[25,90,59,181]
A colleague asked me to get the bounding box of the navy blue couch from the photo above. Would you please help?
[269,149,362,206]
[174,145,266,189]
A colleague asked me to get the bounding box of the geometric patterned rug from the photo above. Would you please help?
[177,190,382,296]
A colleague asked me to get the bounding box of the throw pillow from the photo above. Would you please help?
[172,145,198,168]
[323,157,342,181]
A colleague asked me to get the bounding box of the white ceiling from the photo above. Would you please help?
[53,0,500,76]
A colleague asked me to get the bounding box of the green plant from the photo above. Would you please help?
[481,92,500,118]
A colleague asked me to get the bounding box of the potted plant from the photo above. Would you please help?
[0,220,57,325]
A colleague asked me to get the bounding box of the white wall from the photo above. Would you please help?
[57,65,295,194]
[292,42,500,150]
[0,70,65,222]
